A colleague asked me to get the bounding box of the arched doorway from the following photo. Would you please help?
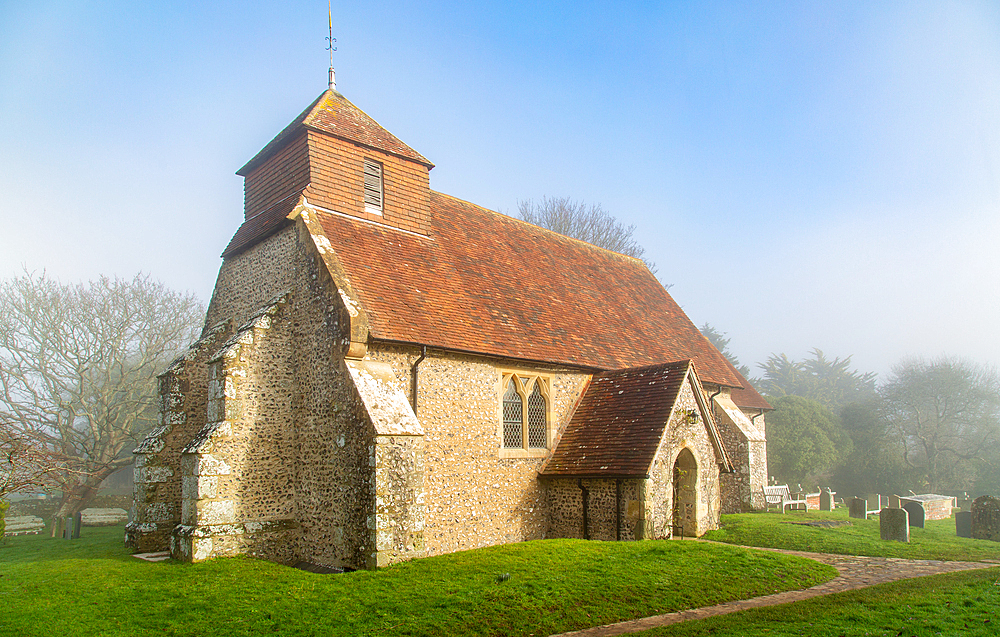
[672,448,698,537]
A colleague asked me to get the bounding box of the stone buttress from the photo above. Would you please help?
[129,203,428,568]
[126,320,234,552]
[172,294,299,562]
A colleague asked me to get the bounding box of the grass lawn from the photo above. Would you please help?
[641,568,1000,636]
[703,508,1000,562]
[0,525,834,637]
[639,508,1000,636]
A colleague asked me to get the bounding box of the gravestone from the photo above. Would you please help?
[865,494,883,512]
[849,497,868,519]
[902,501,925,528]
[959,493,972,513]
[972,495,1000,542]
[820,488,834,511]
[956,511,972,538]
[888,495,902,509]
[880,507,909,542]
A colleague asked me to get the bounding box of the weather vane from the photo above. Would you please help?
[326,0,337,90]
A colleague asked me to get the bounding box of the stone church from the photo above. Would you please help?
[125,87,770,569]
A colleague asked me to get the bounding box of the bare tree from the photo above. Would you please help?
[0,271,203,520]
[0,425,63,499]
[517,196,658,274]
[881,357,1000,493]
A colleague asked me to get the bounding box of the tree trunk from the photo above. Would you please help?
[53,465,122,518]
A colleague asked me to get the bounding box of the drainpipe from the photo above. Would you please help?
[410,345,427,415]
[578,479,590,540]
[615,479,623,541]
[750,409,763,427]
[708,386,722,417]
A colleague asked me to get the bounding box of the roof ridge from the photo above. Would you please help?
[236,93,326,176]
[429,190,651,271]
[599,360,693,376]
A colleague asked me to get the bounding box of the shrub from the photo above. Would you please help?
[0,500,9,539]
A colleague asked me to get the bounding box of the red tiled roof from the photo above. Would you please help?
[731,387,769,411]
[540,362,690,477]
[237,90,433,177]
[726,362,771,411]
[312,192,750,389]
[221,194,297,257]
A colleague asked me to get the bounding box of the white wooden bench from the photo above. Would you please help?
[864,494,883,516]
[763,485,807,513]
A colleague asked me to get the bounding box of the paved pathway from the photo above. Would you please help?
[550,545,999,637]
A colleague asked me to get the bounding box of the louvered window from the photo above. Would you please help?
[363,158,383,215]
[500,374,549,452]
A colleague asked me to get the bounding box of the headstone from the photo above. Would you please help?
[972,495,1000,542]
[865,494,882,511]
[849,497,868,519]
[956,511,972,538]
[902,501,925,528]
[820,488,834,511]
[959,493,972,513]
[880,507,909,542]
[888,495,902,509]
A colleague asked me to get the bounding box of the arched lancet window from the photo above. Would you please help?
[502,379,524,448]
[500,374,549,452]
[527,382,547,448]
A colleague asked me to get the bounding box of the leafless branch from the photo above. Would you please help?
[0,271,203,515]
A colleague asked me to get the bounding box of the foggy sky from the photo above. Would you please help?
[2,1,998,379]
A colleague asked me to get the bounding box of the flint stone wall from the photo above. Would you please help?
[126,320,234,552]
[289,237,377,571]
[546,479,644,540]
[712,387,767,513]
[651,379,722,537]
[365,344,589,555]
[145,219,385,570]
[204,228,298,333]
[173,294,299,563]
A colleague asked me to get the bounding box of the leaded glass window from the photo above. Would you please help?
[502,379,523,448]
[500,374,549,452]
[527,383,547,448]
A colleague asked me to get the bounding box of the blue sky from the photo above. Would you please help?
[2,1,999,379]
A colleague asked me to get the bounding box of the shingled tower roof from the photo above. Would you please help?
[237,89,433,177]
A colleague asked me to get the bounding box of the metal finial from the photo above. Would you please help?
[326,0,337,90]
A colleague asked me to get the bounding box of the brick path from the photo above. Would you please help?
[549,545,999,637]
